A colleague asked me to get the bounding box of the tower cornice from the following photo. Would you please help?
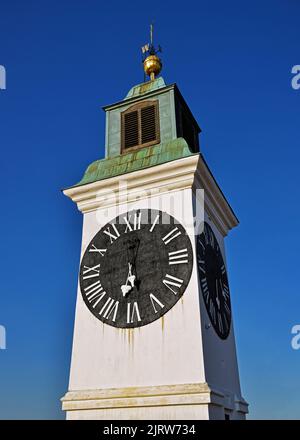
[63,153,238,236]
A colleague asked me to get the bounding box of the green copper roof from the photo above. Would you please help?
[73,137,195,187]
[125,77,166,99]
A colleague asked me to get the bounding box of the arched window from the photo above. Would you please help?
[121,100,160,152]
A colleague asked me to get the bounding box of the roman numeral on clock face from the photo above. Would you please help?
[224,301,231,315]
[89,244,107,256]
[222,284,230,299]
[201,278,209,303]
[98,297,119,322]
[168,248,189,265]
[197,258,206,274]
[149,214,160,232]
[209,299,216,324]
[162,274,183,295]
[149,294,164,313]
[217,312,224,333]
[127,302,141,324]
[205,224,216,248]
[83,281,106,308]
[162,227,181,245]
[103,224,120,243]
[82,264,100,280]
[124,212,141,232]
[198,238,205,252]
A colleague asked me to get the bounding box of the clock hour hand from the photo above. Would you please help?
[121,284,131,297]
[127,263,136,288]
[121,263,136,297]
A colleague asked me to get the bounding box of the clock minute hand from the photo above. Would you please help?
[130,239,140,286]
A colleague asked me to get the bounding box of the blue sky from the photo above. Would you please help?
[0,0,299,419]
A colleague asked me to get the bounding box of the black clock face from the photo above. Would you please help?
[79,209,193,328]
[197,222,231,339]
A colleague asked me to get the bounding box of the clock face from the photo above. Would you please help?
[197,222,231,339]
[79,209,193,328]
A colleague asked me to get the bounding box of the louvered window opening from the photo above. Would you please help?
[122,102,159,151]
[124,111,139,148]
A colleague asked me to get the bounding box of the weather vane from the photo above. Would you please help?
[141,24,162,81]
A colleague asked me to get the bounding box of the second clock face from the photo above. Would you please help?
[197,222,231,339]
[79,209,193,328]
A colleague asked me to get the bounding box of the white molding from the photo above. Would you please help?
[64,155,238,236]
[61,382,225,412]
[193,159,239,236]
[63,155,198,213]
[61,382,248,414]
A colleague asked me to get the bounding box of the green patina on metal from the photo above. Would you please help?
[104,77,177,159]
[125,77,166,99]
[74,137,195,187]
[66,77,201,189]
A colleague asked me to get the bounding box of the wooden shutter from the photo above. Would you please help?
[124,110,139,149]
[121,101,159,152]
[141,105,157,144]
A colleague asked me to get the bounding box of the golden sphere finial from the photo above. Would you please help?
[141,24,162,81]
[143,54,162,81]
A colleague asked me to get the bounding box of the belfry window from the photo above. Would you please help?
[121,100,160,152]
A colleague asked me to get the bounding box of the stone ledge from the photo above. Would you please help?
[61,382,226,412]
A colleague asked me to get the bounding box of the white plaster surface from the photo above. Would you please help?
[69,189,205,391]
[63,157,248,420]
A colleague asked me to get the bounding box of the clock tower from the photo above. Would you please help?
[61,35,248,420]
